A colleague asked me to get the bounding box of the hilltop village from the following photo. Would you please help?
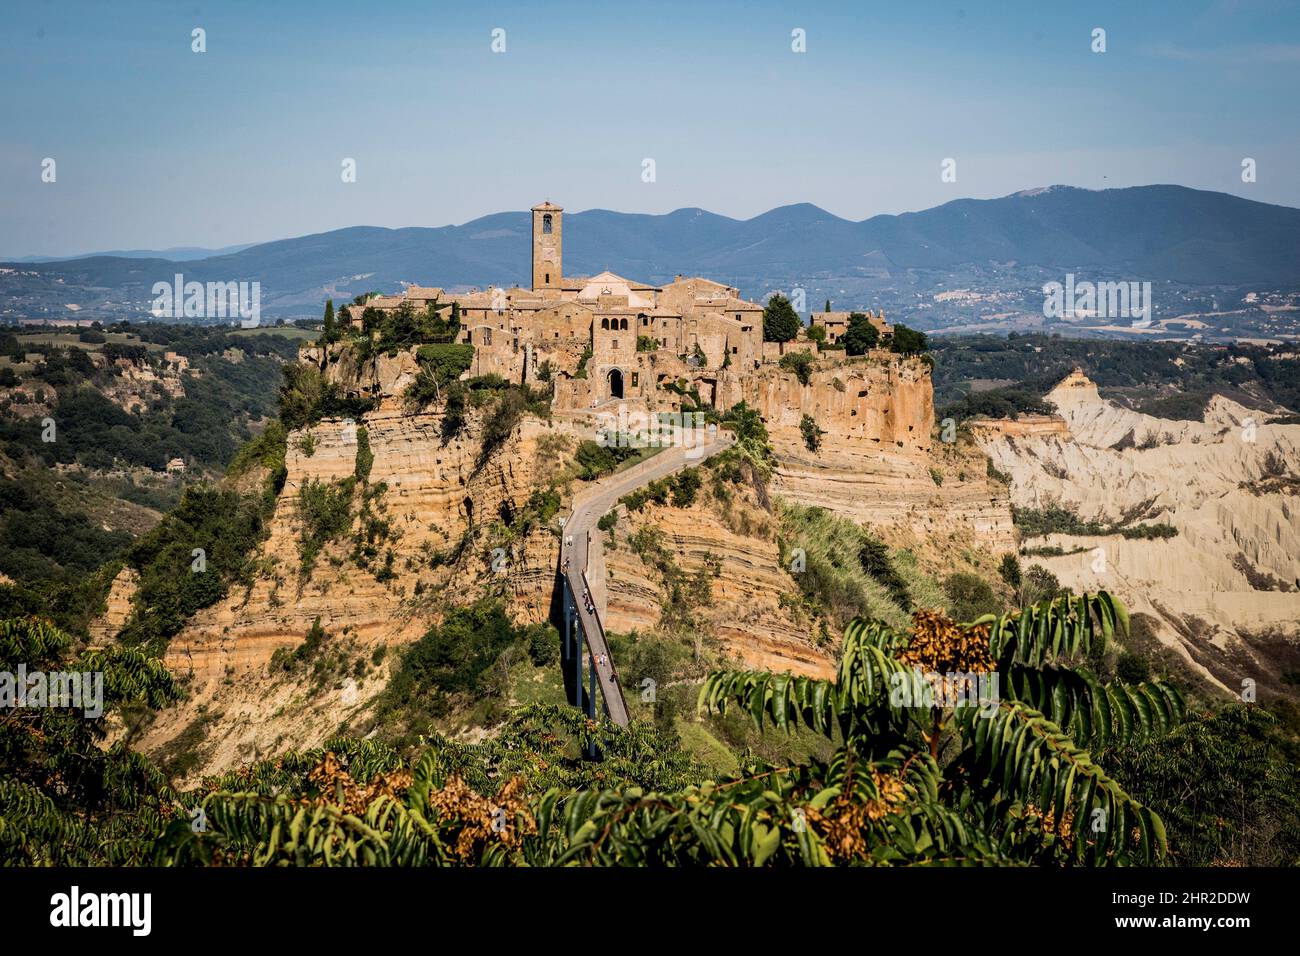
[319,201,924,449]
[122,200,1013,780]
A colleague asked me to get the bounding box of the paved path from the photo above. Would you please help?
[560,427,736,726]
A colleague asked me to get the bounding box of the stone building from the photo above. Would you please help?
[349,201,770,409]
[340,201,923,450]
[811,310,891,345]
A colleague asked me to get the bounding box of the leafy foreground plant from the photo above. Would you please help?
[151,592,1182,867]
[0,617,181,865]
[699,593,1183,864]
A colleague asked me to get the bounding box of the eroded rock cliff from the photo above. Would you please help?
[123,345,1014,780]
[975,369,1300,697]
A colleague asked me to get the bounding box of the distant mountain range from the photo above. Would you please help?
[3,185,1299,323]
[6,242,257,264]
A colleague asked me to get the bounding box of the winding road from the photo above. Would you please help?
[560,426,736,727]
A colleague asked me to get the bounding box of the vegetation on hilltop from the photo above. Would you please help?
[1013,502,1178,540]
[930,333,1300,417]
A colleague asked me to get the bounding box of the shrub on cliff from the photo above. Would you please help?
[780,503,933,630]
[377,598,529,727]
[118,484,275,653]
[478,385,551,466]
[940,571,1002,623]
[719,401,774,475]
[574,438,641,480]
[297,477,354,572]
[779,350,815,385]
[799,413,824,452]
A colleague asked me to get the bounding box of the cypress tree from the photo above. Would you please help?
[322,299,336,342]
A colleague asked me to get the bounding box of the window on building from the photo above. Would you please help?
[601,318,609,330]
[631,372,639,387]
[483,328,492,346]
[542,214,552,234]
[612,340,619,349]
[620,318,628,331]
[545,273,550,284]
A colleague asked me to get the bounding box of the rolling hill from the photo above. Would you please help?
[4,185,1299,322]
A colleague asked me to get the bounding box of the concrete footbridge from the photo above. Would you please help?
[558,426,736,728]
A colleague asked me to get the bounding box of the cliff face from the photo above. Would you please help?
[752,358,1015,553]
[975,370,1300,696]
[99,353,190,414]
[600,489,835,680]
[736,354,934,453]
[125,344,1015,780]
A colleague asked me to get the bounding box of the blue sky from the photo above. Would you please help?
[2,0,1298,257]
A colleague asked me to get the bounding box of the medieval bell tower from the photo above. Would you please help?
[531,201,562,291]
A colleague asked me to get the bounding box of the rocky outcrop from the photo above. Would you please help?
[756,357,1015,553]
[968,414,1070,440]
[602,493,834,680]
[734,354,934,453]
[299,344,422,399]
[975,369,1300,697]
[133,345,1016,779]
[89,567,138,648]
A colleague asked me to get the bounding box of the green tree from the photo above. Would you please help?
[779,350,815,385]
[799,413,824,452]
[1108,704,1300,865]
[843,312,880,356]
[763,293,801,343]
[0,617,181,864]
[321,299,338,344]
[890,324,929,355]
[698,592,1183,865]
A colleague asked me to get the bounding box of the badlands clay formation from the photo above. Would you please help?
[976,369,1300,696]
